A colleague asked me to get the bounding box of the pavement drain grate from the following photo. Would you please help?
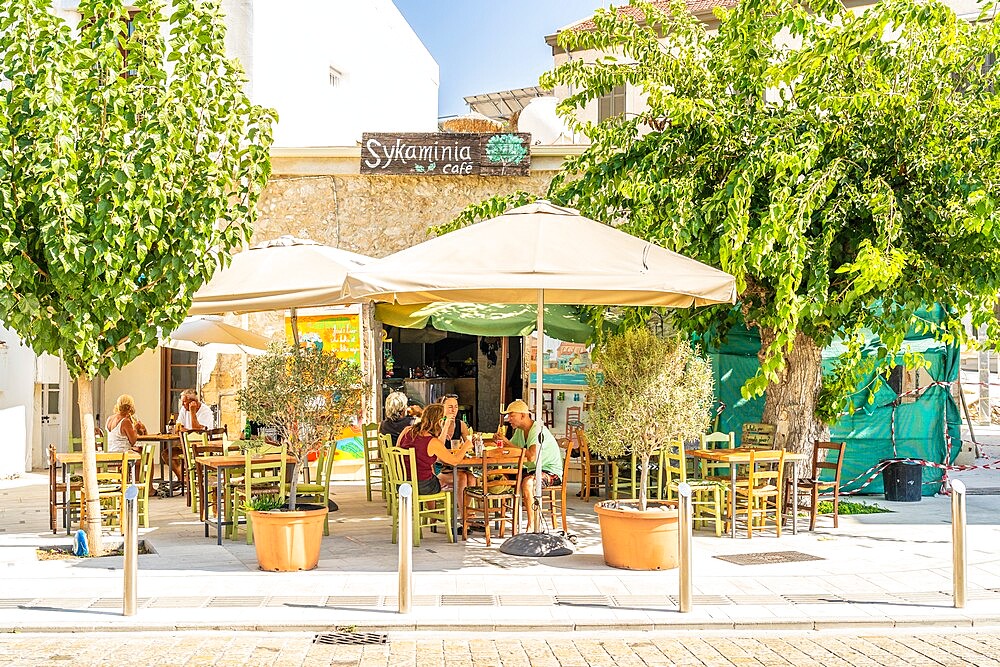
[965,487,1000,495]
[208,596,266,607]
[89,598,152,609]
[313,631,388,646]
[784,594,844,604]
[30,598,93,609]
[498,595,552,606]
[266,596,326,607]
[324,596,380,607]
[714,551,824,566]
[381,595,438,607]
[440,595,496,606]
[728,595,787,605]
[0,599,33,609]
[692,595,732,605]
[612,595,677,608]
[147,597,211,608]
[555,595,613,607]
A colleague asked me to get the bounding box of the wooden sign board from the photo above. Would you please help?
[361,132,531,176]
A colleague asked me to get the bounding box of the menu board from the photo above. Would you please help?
[285,312,361,365]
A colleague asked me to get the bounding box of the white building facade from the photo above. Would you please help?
[1,1,438,476]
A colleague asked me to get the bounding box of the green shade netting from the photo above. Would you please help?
[375,302,593,343]
[706,309,961,496]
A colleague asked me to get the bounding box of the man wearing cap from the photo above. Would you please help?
[496,399,563,532]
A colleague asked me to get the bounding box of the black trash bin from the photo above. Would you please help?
[882,461,922,502]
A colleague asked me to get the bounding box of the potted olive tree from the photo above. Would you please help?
[237,342,364,571]
[587,328,714,570]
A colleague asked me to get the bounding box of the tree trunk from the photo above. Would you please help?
[758,328,828,475]
[77,375,104,556]
[638,453,650,512]
[288,458,302,511]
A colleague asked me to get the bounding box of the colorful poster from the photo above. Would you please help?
[285,313,361,365]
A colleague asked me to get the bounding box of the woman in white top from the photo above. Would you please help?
[105,394,146,453]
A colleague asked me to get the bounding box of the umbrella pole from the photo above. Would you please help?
[499,337,508,418]
[290,307,301,349]
[499,290,573,557]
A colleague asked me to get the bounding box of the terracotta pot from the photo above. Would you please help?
[594,500,679,570]
[248,504,328,571]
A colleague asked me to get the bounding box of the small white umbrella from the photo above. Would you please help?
[345,201,737,556]
[165,316,270,351]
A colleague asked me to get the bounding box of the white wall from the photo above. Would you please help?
[103,349,163,434]
[251,0,439,146]
[0,325,36,477]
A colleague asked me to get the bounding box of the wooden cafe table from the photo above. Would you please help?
[137,432,182,497]
[53,450,141,534]
[687,447,808,538]
[196,453,287,545]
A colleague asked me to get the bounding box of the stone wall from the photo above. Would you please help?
[251,173,552,257]
[200,146,581,431]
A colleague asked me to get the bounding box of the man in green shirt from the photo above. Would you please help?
[495,399,563,532]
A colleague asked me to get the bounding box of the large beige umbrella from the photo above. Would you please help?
[344,200,737,556]
[189,235,373,346]
[190,236,372,315]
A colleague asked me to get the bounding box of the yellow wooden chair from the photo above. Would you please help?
[576,428,608,501]
[361,422,385,502]
[734,449,785,538]
[384,446,453,546]
[135,442,157,528]
[610,447,666,500]
[663,442,727,536]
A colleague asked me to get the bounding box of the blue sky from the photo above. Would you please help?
[393,1,607,118]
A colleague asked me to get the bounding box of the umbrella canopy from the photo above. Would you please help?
[189,236,373,315]
[344,201,737,307]
[375,302,593,343]
[344,200,736,555]
[165,316,270,351]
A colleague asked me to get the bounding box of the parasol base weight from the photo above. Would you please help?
[499,532,573,557]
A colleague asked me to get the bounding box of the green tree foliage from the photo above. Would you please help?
[238,344,365,510]
[532,0,1000,452]
[587,329,714,511]
[0,0,274,551]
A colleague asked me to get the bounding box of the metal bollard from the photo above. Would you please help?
[122,484,139,616]
[398,483,413,614]
[677,482,693,613]
[951,479,967,608]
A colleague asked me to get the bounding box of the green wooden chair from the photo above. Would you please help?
[285,441,338,535]
[135,442,157,528]
[228,442,287,544]
[384,445,453,546]
[362,422,385,502]
[609,447,667,501]
[699,431,736,480]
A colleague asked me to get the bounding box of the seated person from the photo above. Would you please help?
[439,394,470,446]
[379,391,417,446]
[494,399,563,532]
[167,389,215,483]
[105,394,146,453]
[397,403,474,504]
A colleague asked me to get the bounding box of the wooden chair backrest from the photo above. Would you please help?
[742,422,775,449]
[69,436,106,453]
[362,422,381,459]
[557,437,574,484]
[478,446,526,496]
[748,448,785,493]
[813,440,846,483]
[314,441,339,486]
[385,446,424,501]
[240,441,287,504]
[663,441,688,486]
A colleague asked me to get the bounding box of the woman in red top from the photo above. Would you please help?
[397,403,474,501]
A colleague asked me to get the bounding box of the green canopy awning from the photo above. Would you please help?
[375,302,593,343]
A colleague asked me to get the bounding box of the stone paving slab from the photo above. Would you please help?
[2,629,1000,666]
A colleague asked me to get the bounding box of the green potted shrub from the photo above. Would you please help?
[587,328,714,570]
[237,343,364,571]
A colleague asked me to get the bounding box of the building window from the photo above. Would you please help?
[329,66,343,88]
[161,348,198,429]
[598,85,626,121]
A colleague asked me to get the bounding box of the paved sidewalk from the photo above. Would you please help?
[1,434,998,634]
[4,629,1000,666]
